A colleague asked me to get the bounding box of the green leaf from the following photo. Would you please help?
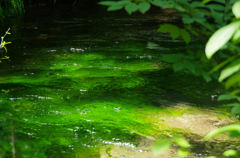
[233,30,240,42]
[204,124,240,140]
[107,5,124,11]
[231,105,240,114]
[99,1,117,6]
[205,22,240,59]
[174,136,190,148]
[125,2,138,14]
[173,62,185,72]
[223,150,238,157]
[209,55,239,74]
[218,94,237,101]
[226,72,240,89]
[177,149,189,157]
[206,156,217,158]
[152,139,171,155]
[157,24,180,40]
[219,59,240,81]
[3,46,7,52]
[151,0,174,8]
[208,4,225,11]
[99,1,130,11]
[180,29,191,44]
[182,14,195,24]
[202,0,211,4]
[138,2,151,14]
[233,1,240,18]
[191,1,205,8]
[202,72,212,82]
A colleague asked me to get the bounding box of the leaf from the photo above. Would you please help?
[208,4,225,11]
[99,1,130,11]
[223,150,238,157]
[202,0,211,4]
[231,105,240,114]
[138,2,151,14]
[209,55,239,74]
[233,1,240,18]
[98,1,117,6]
[157,24,180,40]
[202,72,212,82]
[226,72,240,89]
[3,46,7,52]
[205,22,240,59]
[204,124,240,140]
[182,14,195,24]
[206,156,217,158]
[173,136,190,148]
[152,139,171,155]
[217,94,237,101]
[151,0,174,8]
[107,5,124,11]
[191,1,205,8]
[177,149,189,157]
[225,103,240,107]
[219,59,240,81]
[180,29,191,44]
[125,2,138,14]
[233,30,240,42]
[173,62,185,72]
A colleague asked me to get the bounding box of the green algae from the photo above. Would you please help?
[0,12,236,158]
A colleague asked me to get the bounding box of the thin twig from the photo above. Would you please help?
[0,28,11,49]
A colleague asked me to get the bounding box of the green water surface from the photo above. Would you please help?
[0,9,225,158]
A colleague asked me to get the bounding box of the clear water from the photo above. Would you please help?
[0,8,228,158]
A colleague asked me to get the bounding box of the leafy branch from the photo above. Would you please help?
[0,28,12,52]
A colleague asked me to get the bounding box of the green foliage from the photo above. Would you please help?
[223,150,238,157]
[232,1,240,18]
[204,1,240,116]
[152,135,190,157]
[157,51,213,82]
[157,24,191,43]
[205,22,240,59]
[0,28,11,62]
[219,58,240,82]
[204,124,240,157]
[100,0,238,43]
[152,139,171,155]
[217,94,239,101]
[99,0,151,14]
[204,124,240,140]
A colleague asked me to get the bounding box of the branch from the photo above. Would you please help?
[0,28,11,49]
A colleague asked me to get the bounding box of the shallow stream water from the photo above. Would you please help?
[0,8,235,158]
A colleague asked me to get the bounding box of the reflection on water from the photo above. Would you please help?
[0,9,229,158]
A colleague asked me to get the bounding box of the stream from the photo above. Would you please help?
[0,7,238,158]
